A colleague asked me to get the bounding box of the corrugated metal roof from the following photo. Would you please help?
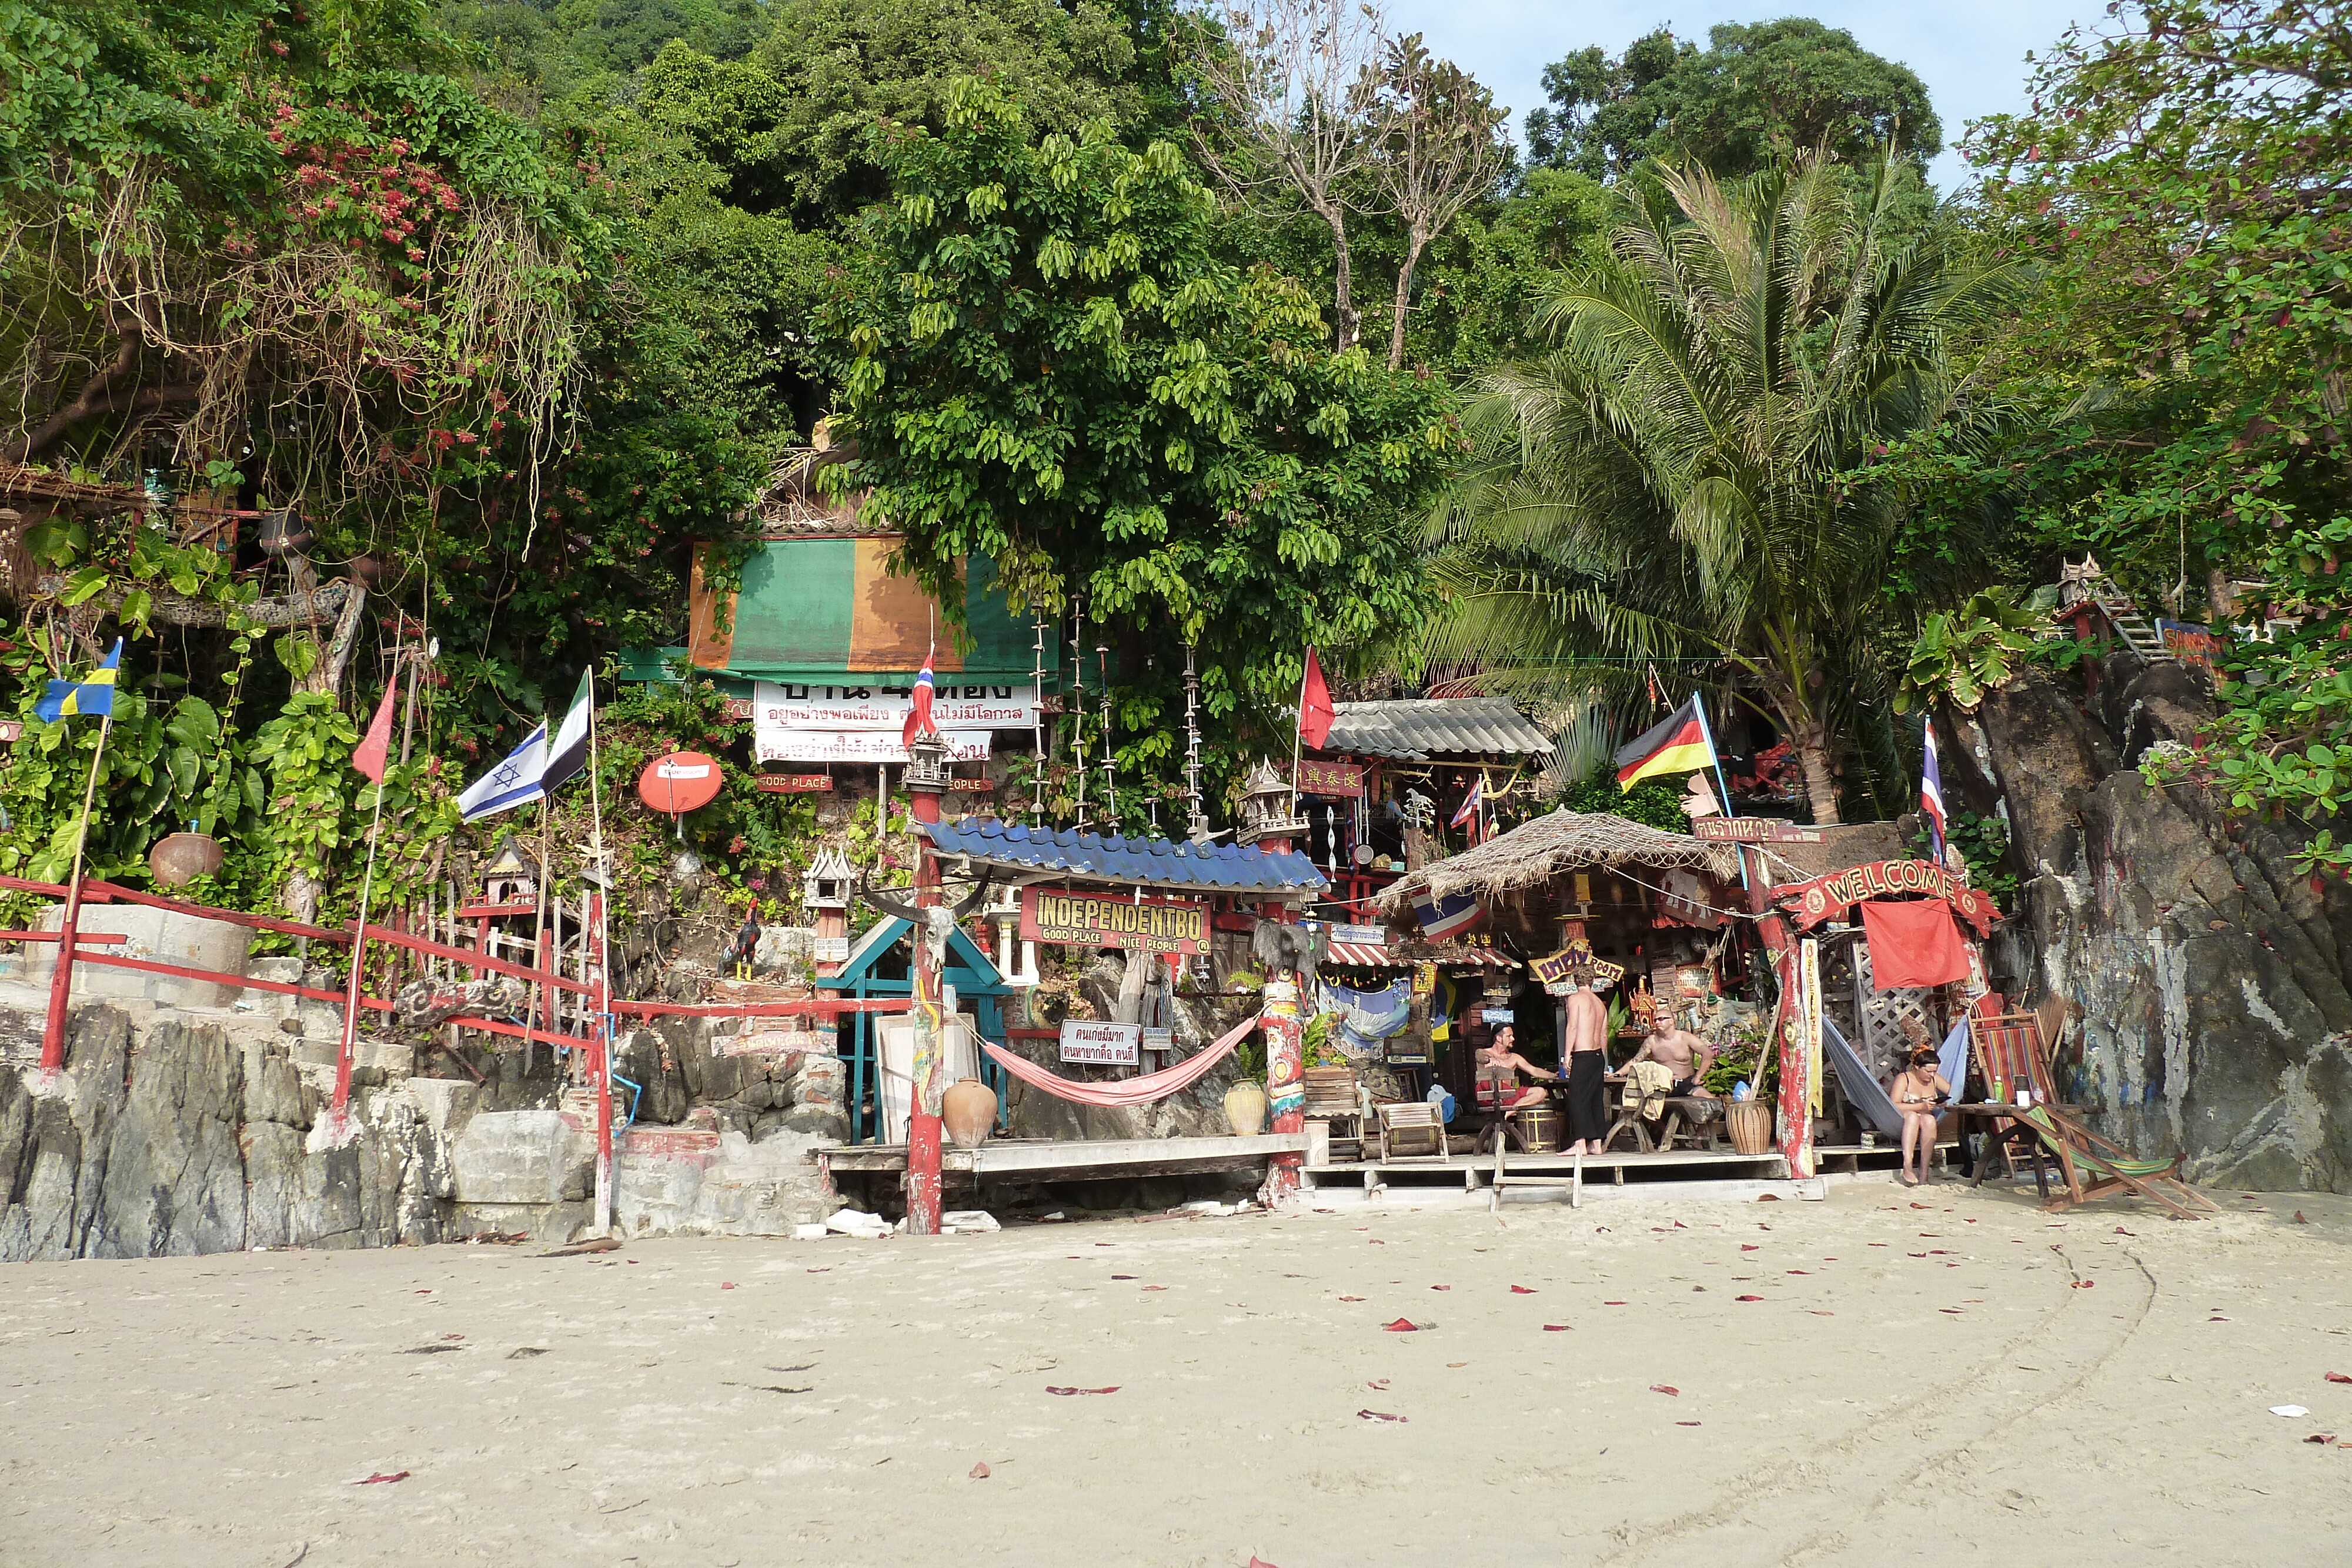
[923,818,1328,894]
[1321,698,1552,760]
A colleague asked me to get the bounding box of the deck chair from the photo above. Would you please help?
[1373,1100,1450,1162]
[1967,1010,2071,1188]
[1302,1066,1371,1156]
[2012,1105,2219,1219]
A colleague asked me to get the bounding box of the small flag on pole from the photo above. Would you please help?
[901,654,936,746]
[351,680,398,783]
[1615,695,1716,790]
[1450,774,1483,830]
[1920,720,1947,862]
[1412,890,1484,941]
[455,670,595,823]
[1299,647,1335,750]
[36,639,121,721]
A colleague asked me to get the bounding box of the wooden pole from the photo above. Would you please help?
[39,710,113,1075]
[580,667,614,1235]
[325,723,394,1137]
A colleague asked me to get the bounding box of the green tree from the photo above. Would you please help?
[822,75,1455,795]
[1524,21,1940,182]
[1425,160,2013,823]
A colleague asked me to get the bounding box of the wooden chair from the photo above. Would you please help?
[1472,1068,1551,1154]
[1372,1100,1449,1162]
[1301,1066,1370,1158]
[1966,1010,2066,1189]
[2012,1104,2219,1219]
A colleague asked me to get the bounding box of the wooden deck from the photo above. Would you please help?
[821,1133,1308,1184]
[1303,1146,1792,1193]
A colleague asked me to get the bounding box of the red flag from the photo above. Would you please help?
[1299,647,1335,750]
[352,680,397,782]
[900,656,936,747]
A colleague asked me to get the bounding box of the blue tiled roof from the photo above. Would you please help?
[922,818,1328,894]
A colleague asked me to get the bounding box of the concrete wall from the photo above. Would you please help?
[2,904,253,1008]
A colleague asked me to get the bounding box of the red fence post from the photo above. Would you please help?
[38,875,85,1074]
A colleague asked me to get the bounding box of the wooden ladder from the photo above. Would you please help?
[2090,582,2175,666]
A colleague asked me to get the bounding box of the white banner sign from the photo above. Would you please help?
[754,728,994,765]
[1059,1019,1141,1065]
[752,680,1038,732]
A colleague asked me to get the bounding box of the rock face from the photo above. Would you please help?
[1954,666,2352,1192]
[0,1007,463,1259]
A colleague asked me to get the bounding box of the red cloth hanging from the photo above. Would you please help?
[1858,899,1970,989]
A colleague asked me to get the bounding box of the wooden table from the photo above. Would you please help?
[1949,1102,2056,1199]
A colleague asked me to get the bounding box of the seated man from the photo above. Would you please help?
[1479,1025,1556,1111]
[1622,1011,1718,1099]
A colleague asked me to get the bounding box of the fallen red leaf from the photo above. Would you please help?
[1786,1269,1810,1275]
[970,1462,991,1478]
[1511,1285,1536,1294]
[1112,1274,1136,1280]
[1604,1300,1628,1305]
[2326,1372,2352,1385]
[1736,1295,1763,1302]
[1650,1384,1679,1396]
[1809,1310,1835,1316]
[2073,1280,2096,1289]
[1339,1296,1364,1302]
[1741,1244,1760,1252]
[357,1472,409,1485]
[1250,1559,1281,1568]
[720,1282,736,1290]
[1675,1420,1701,1426]
[1384,1318,1424,1332]
[1431,1285,1451,1292]
[1142,1285,1167,1292]
[1358,1409,1408,1423]
[1758,1194,1780,1202]
[1940,1308,1964,1314]
[1367,1378,1389,1390]
[1045,1386,1120,1396]
[1542,1324,1572,1332]
[2304,1433,2337,1445]
[2294,1211,2309,1224]
[1910,1202,1930,1209]
[2115,1226,2134,1235]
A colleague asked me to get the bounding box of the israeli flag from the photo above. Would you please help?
[457,725,549,823]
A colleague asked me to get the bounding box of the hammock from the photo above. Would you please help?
[981,1011,1262,1109]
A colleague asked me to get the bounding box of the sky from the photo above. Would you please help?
[1380,1,2111,192]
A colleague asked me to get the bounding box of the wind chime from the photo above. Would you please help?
[1029,611,1048,827]
[1097,643,1116,832]
[1183,643,1208,841]
[1069,603,1088,833]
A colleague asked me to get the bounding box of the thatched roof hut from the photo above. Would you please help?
[1375,809,1742,912]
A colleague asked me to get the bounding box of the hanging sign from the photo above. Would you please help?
[1060,1019,1141,1065]
[1332,923,1388,947]
[1528,940,1625,990]
[754,773,835,793]
[1692,817,1823,844]
[1295,759,1365,797]
[2157,618,2226,671]
[1020,886,1210,957]
[638,751,723,814]
[752,680,1037,733]
[1772,859,1998,937]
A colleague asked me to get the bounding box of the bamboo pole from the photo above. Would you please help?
[39,709,114,1075]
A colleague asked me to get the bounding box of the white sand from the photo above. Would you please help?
[4,1180,2350,1568]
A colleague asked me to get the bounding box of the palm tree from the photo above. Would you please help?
[1426,158,2014,823]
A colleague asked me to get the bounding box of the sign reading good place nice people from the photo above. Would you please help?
[1019,887,1210,957]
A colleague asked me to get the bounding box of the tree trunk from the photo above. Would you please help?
[1794,725,1842,825]
[1387,223,1431,370]
[1313,198,1357,350]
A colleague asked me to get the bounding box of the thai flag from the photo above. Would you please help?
[1450,774,1482,830]
[901,656,936,746]
[1413,890,1484,942]
[1920,720,1947,862]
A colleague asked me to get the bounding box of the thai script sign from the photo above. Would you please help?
[1692,817,1823,843]
[755,728,992,765]
[1332,924,1388,946]
[1060,1019,1141,1065]
[1296,758,1366,796]
[1020,887,1210,956]
[1772,859,1998,936]
[751,680,1037,731]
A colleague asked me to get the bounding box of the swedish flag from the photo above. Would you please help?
[36,639,122,722]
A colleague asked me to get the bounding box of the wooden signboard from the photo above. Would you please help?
[1021,886,1210,957]
[1296,758,1366,797]
[1693,817,1823,844]
[1772,859,1999,936]
[754,773,835,793]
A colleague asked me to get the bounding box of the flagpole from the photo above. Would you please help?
[39,709,113,1076]
[1689,696,1750,892]
[323,729,392,1145]
[580,664,614,1236]
[1289,648,1311,821]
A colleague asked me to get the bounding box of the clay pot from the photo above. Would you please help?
[1725,1099,1773,1156]
[1224,1080,1268,1138]
[148,831,224,888]
[941,1077,996,1149]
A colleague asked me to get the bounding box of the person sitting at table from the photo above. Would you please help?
[1621,1010,1718,1098]
[1479,1025,1555,1111]
[1892,1044,1952,1186]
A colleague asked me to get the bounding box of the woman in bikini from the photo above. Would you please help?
[1892,1045,1951,1186]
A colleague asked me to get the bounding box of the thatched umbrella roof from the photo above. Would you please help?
[1377,809,1742,912]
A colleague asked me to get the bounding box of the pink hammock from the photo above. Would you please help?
[981,1012,1262,1108]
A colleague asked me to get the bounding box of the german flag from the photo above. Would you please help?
[1615,696,1716,790]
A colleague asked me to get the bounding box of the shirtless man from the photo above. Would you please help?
[1623,1012,1718,1099]
[1480,1025,1553,1110]
[1561,975,1610,1156]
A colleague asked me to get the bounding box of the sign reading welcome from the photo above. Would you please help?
[1020,887,1210,957]
[1772,859,1999,937]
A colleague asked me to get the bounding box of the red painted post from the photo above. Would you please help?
[592,888,614,1235]
[1257,833,1304,1203]
[39,876,83,1074]
[903,733,951,1236]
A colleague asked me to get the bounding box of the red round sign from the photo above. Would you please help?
[638,751,723,814]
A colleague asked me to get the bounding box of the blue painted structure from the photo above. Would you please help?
[816,915,1014,1145]
[920,818,1328,893]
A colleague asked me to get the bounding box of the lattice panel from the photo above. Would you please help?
[1847,937,1940,1079]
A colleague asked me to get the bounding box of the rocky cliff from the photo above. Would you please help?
[1949,663,2352,1192]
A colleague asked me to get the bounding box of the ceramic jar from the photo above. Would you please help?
[941,1077,996,1149]
[1224,1079,1268,1137]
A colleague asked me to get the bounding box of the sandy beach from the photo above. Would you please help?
[4,1178,2349,1568]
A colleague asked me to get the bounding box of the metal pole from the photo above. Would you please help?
[580,667,615,1235]
[39,710,113,1075]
